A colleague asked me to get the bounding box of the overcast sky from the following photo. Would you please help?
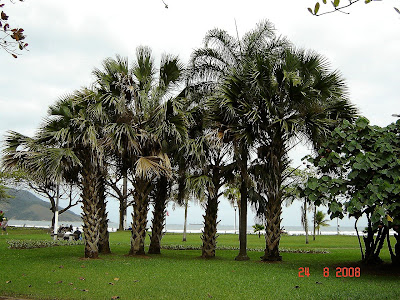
[1,0,399,228]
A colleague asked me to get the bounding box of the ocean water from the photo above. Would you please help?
[8,220,120,232]
[8,220,373,236]
[165,224,366,236]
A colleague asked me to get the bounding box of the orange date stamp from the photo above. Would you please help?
[298,267,361,277]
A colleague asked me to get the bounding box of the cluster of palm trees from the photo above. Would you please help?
[1,19,356,260]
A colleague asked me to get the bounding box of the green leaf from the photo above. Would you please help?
[321,175,330,182]
[365,0,371,3]
[309,193,317,201]
[329,201,342,214]
[338,131,346,138]
[307,178,319,190]
[323,0,327,3]
[320,185,329,193]
[307,7,314,14]
[348,170,358,180]
[355,117,369,129]
[371,212,380,224]
[376,206,385,217]
[314,2,320,14]
[318,158,327,167]
[333,0,340,7]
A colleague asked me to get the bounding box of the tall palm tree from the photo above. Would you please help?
[187,132,234,258]
[147,94,189,254]
[93,48,183,256]
[190,20,284,261]
[92,55,132,232]
[42,90,111,258]
[2,89,107,258]
[175,82,238,258]
[241,47,357,261]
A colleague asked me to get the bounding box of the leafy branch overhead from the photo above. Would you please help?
[0,0,28,58]
[308,0,400,16]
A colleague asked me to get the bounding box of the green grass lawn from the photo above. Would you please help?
[0,228,399,300]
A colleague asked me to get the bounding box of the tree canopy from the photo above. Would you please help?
[302,117,400,264]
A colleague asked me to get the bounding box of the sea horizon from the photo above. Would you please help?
[7,219,377,236]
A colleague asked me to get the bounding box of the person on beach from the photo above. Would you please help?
[73,228,82,241]
[1,217,8,235]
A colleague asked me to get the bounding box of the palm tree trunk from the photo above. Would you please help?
[129,178,152,256]
[183,199,188,242]
[97,167,111,254]
[201,195,219,258]
[118,172,128,231]
[81,161,101,259]
[235,148,249,261]
[304,200,309,244]
[148,176,169,254]
[313,206,316,241]
[201,165,223,258]
[262,191,282,261]
[237,206,241,241]
[261,134,284,262]
[98,198,110,254]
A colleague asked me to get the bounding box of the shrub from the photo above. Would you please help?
[160,244,329,254]
[7,239,84,249]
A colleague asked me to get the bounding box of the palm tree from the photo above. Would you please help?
[314,210,330,235]
[188,133,234,258]
[165,90,229,258]
[93,48,183,256]
[190,20,284,261]
[223,178,241,236]
[301,199,314,244]
[253,223,265,238]
[242,47,357,261]
[92,54,133,233]
[2,89,107,258]
[283,167,316,244]
[147,95,189,254]
[42,90,110,258]
[165,83,235,258]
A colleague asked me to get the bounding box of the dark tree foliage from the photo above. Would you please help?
[303,117,400,265]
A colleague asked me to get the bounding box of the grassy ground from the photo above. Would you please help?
[0,227,399,300]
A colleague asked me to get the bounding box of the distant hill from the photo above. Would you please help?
[0,188,81,221]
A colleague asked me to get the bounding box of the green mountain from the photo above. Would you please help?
[0,188,81,221]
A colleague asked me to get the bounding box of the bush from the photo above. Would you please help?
[7,239,84,249]
[160,244,329,254]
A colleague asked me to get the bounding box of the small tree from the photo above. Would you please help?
[1,166,80,229]
[314,210,329,235]
[303,117,400,265]
[285,167,318,244]
[252,223,265,238]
